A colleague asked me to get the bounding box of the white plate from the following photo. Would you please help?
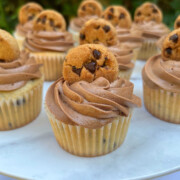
[0,61,180,180]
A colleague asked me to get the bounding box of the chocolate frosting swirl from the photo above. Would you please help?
[70,15,98,32]
[24,31,74,52]
[16,21,33,37]
[0,51,42,91]
[142,54,180,93]
[108,45,134,70]
[133,21,169,39]
[116,27,144,49]
[46,77,141,128]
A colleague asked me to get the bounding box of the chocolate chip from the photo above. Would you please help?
[103,138,106,144]
[49,19,54,27]
[119,13,125,19]
[57,24,61,28]
[137,11,141,16]
[95,25,100,29]
[169,34,178,43]
[102,57,108,67]
[28,14,34,21]
[103,25,110,33]
[80,33,85,40]
[84,61,97,73]
[93,49,101,59]
[16,99,21,106]
[36,17,41,23]
[165,47,172,55]
[108,14,113,20]
[152,8,158,13]
[8,122,12,128]
[109,8,114,13]
[82,5,86,11]
[72,66,82,76]
[114,142,117,148]
[42,16,46,24]
[177,21,180,28]
[93,38,99,43]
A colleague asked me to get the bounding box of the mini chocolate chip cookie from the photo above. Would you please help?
[63,44,118,84]
[19,2,43,25]
[79,18,117,46]
[134,2,162,23]
[0,29,20,62]
[33,10,66,32]
[174,15,180,29]
[78,0,103,17]
[162,28,180,60]
[102,5,132,28]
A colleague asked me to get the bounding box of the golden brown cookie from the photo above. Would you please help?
[18,2,43,25]
[174,15,180,29]
[0,29,20,62]
[78,0,103,17]
[63,44,118,84]
[79,18,117,46]
[134,2,162,23]
[33,10,66,32]
[102,6,132,28]
[162,29,180,61]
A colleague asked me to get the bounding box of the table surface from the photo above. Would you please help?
[0,61,180,180]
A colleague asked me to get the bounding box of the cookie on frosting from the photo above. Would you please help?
[102,5,132,28]
[63,44,118,84]
[78,0,102,17]
[174,15,180,29]
[79,18,117,46]
[19,2,43,25]
[134,2,162,23]
[33,10,66,32]
[0,29,20,62]
[162,28,180,60]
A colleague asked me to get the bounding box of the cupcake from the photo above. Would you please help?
[14,2,43,49]
[143,28,180,123]
[69,0,103,45]
[134,2,169,60]
[45,44,141,156]
[79,18,135,80]
[102,5,143,61]
[157,15,180,50]
[0,29,43,130]
[24,10,74,81]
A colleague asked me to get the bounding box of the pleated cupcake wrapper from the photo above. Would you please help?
[0,78,43,131]
[143,82,180,124]
[30,52,66,81]
[118,68,133,80]
[137,39,160,60]
[69,28,79,46]
[45,105,132,157]
[132,47,140,62]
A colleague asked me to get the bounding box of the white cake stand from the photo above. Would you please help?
[0,61,179,180]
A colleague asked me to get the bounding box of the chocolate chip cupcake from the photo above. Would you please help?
[14,2,43,49]
[69,0,103,45]
[24,10,74,81]
[79,18,135,80]
[0,29,43,130]
[134,2,169,60]
[142,28,180,123]
[45,44,141,156]
[102,5,144,62]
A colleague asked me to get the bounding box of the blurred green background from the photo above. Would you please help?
[0,0,179,33]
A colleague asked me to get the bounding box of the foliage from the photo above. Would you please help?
[0,0,179,33]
